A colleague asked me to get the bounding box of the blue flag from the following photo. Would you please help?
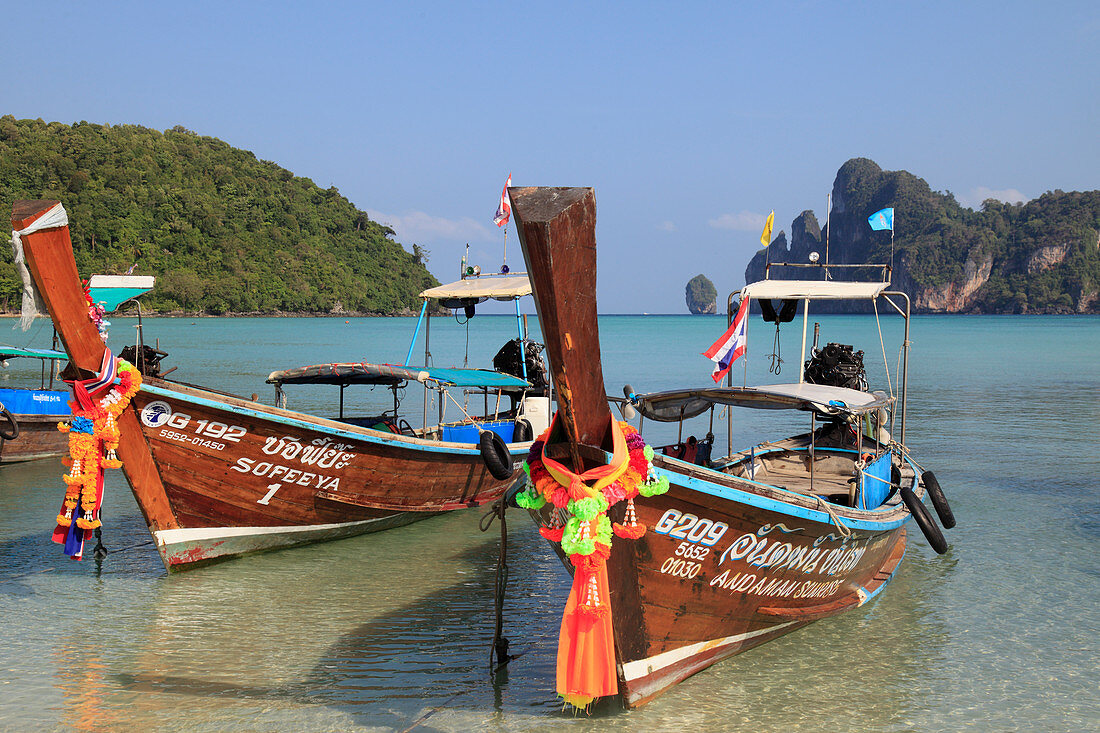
[868,207,894,231]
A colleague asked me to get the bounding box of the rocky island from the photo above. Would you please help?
[745,158,1100,314]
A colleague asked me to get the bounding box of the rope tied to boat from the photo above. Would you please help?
[441,387,490,435]
[813,494,852,538]
[889,439,925,474]
[479,497,513,673]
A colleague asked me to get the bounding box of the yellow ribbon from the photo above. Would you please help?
[541,415,630,495]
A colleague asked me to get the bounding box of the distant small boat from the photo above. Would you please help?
[0,346,69,463]
[508,186,954,709]
[12,199,548,570]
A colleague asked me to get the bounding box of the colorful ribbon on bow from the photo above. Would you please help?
[516,415,669,708]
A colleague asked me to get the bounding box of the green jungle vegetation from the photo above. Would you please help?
[1,117,438,315]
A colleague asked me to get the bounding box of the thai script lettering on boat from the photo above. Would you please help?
[718,532,868,577]
[260,435,354,470]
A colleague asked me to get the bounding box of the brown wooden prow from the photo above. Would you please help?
[12,200,178,532]
[510,187,612,469]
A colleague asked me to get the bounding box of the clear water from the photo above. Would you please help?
[1,313,1098,731]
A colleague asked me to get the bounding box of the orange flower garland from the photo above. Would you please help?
[53,357,142,557]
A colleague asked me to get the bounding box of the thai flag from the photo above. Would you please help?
[703,296,750,383]
[84,348,118,397]
[493,174,512,227]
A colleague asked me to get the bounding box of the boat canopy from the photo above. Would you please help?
[741,280,889,301]
[0,346,67,361]
[419,274,532,302]
[634,383,891,422]
[267,362,531,390]
[87,274,156,312]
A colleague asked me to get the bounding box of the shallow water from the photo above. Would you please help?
[1,313,1098,731]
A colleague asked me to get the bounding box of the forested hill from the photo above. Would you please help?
[745,158,1100,314]
[0,117,438,314]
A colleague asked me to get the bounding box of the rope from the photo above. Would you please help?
[768,323,783,375]
[890,440,925,475]
[873,299,894,399]
[813,495,852,538]
[480,499,512,674]
[441,389,486,433]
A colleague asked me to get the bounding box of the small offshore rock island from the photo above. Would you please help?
[685,274,718,314]
[699,158,1100,314]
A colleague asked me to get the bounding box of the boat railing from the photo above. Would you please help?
[764,261,892,282]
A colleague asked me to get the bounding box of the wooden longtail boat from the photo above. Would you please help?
[11,200,544,570]
[509,187,953,708]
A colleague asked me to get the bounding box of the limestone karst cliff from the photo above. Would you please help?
[745,158,1100,314]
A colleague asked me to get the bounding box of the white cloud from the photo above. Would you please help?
[366,209,495,244]
[708,210,767,231]
[959,187,1029,210]
[657,220,676,232]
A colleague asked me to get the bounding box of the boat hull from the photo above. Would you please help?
[0,413,69,463]
[538,457,909,708]
[130,380,524,570]
[153,511,437,567]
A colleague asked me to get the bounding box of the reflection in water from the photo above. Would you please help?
[3,314,1099,730]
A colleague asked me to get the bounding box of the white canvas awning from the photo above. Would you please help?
[741,279,890,301]
[634,383,891,422]
[419,274,532,301]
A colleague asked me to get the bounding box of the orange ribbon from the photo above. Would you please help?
[540,414,630,495]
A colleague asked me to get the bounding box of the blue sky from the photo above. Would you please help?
[4,1,1098,312]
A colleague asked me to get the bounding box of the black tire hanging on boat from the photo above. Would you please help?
[480,430,514,480]
[900,486,947,554]
[0,405,18,440]
[512,418,533,443]
[922,470,956,529]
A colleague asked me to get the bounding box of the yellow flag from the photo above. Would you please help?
[760,210,774,248]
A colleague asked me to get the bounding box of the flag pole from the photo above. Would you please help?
[824,193,831,280]
[890,225,894,276]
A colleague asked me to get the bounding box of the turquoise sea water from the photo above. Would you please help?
[1,312,1098,731]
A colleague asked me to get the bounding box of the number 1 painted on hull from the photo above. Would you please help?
[257,483,281,505]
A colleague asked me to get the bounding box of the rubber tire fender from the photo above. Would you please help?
[0,404,18,440]
[512,418,533,443]
[479,430,514,480]
[900,485,947,554]
[921,470,956,529]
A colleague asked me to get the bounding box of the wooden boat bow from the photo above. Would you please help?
[510,186,612,466]
[12,200,178,531]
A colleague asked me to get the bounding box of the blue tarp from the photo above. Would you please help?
[0,388,70,416]
[860,451,893,509]
[442,420,516,444]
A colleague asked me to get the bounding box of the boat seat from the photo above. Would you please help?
[661,435,713,466]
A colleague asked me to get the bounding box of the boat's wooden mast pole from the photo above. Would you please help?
[12,200,178,534]
[510,187,611,463]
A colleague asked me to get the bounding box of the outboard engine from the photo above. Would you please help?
[119,344,172,378]
[803,342,867,391]
[493,338,549,395]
